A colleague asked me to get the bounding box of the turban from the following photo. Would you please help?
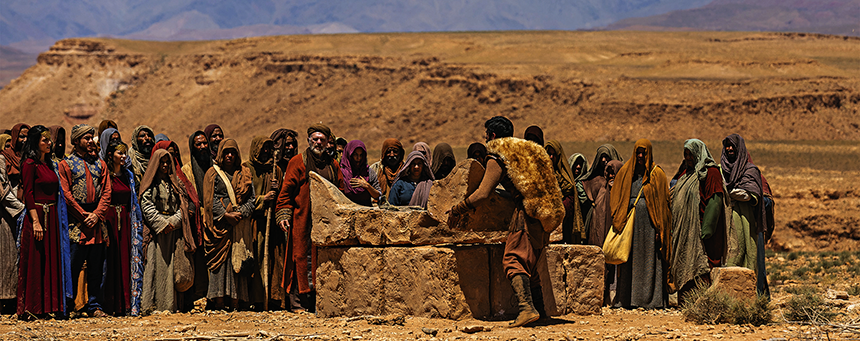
[71,124,95,142]
[307,123,332,140]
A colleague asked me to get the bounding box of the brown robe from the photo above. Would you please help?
[275,148,344,295]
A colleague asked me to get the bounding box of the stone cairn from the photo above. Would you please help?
[311,160,605,320]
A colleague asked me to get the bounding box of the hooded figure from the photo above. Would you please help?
[139,149,196,312]
[581,144,624,235]
[1,124,30,200]
[48,126,67,161]
[430,143,456,180]
[568,153,588,180]
[243,136,285,306]
[371,138,404,199]
[181,131,211,205]
[0,135,10,151]
[388,151,435,209]
[609,139,672,309]
[467,143,488,166]
[720,134,769,298]
[202,138,256,307]
[523,125,544,146]
[411,142,432,166]
[340,140,382,207]
[204,125,224,159]
[129,125,155,187]
[96,120,118,142]
[670,139,730,302]
[270,129,298,172]
[545,140,585,244]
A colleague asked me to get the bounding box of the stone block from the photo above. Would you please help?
[708,266,757,302]
[316,247,384,317]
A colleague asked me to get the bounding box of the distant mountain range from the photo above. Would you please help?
[2,0,713,52]
[607,0,860,37]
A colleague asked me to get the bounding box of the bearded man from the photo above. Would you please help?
[58,124,113,317]
[270,129,298,172]
[129,125,155,188]
[275,124,344,312]
[369,138,405,201]
[204,125,224,159]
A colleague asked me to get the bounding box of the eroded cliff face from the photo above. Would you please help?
[1,31,858,152]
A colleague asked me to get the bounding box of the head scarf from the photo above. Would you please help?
[245,136,277,201]
[48,125,66,160]
[377,138,404,195]
[152,139,202,242]
[610,139,672,264]
[568,153,588,180]
[187,130,211,204]
[430,143,456,177]
[523,125,544,146]
[684,139,718,181]
[392,150,435,208]
[721,134,763,196]
[98,127,119,161]
[202,139,254,270]
[129,125,154,178]
[70,124,95,143]
[467,143,487,163]
[270,128,296,167]
[97,120,118,140]
[0,135,10,151]
[204,124,222,158]
[154,134,169,143]
[412,142,432,166]
[545,140,575,196]
[721,134,766,235]
[581,144,623,182]
[2,123,30,177]
[152,140,183,166]
[589,160,624,246]
[138,149,196,252]
[340,140,371,195]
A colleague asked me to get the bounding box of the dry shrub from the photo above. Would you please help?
[682,281,773,326]
[784,292,838,323]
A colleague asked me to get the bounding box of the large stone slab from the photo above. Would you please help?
[316,244,603,320]
[310,160,562,247]
[310,160,514,247]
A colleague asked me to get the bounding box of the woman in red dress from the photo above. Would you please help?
[17,125,72,319]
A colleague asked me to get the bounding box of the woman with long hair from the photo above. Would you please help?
[17,125,73,319]
[101,140,146,316]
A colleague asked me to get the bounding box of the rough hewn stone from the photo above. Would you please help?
[310,160,562,247]
[316,244,604,319]
[708,266,757,302]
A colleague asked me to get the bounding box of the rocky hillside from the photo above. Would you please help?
[1,31,858,151]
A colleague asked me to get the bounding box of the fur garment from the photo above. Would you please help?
[487,137,565,232]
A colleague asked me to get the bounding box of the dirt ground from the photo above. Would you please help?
[0,305,800,341]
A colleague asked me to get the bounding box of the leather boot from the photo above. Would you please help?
[508,274,540,327]
[531,285,547,319]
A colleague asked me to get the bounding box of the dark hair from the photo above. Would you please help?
[336,137,348,147]
[285,129,298,139]
[484,116,514,139]
[105,140,129,172]
[21,125,53,169]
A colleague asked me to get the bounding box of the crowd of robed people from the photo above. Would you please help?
[0,116,773,328]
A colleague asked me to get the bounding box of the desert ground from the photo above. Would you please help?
[0,30,858,340]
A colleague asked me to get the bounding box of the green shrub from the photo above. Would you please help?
[787,252,799,261]
[793,266,810,279]
[784,292,838,323]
